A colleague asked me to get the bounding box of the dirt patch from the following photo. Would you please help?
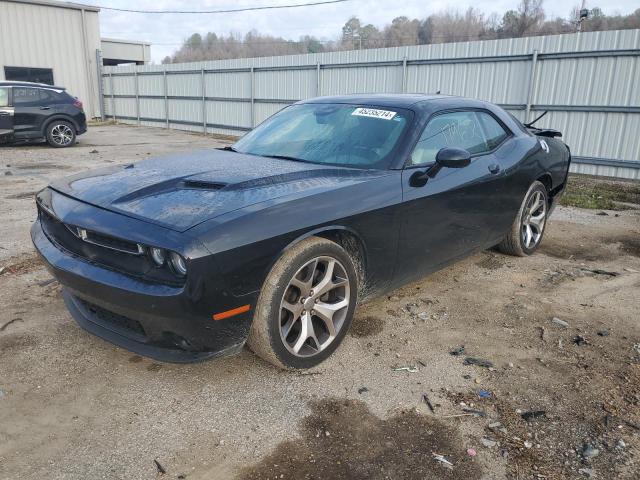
[475,253,505,270]
[0,253,43,275]
[616,236,640,258]
[0,333,38,354]
[14,163,70,170]
[560,175,640,210]
[5,191,38,200]
[238,398,482,480]
[350,315,385,337]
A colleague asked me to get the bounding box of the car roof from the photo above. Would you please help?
[299,93,457,108]
[0,81,66,90]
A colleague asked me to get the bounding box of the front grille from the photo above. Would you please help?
[76,297,146,338]
[38,206,184,286]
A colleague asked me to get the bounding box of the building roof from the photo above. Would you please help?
[3,0,100,12]
[101,38,151,47]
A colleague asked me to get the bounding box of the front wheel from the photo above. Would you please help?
[497,181,548,256]
[46,121,76,148]
[247,236,358,369]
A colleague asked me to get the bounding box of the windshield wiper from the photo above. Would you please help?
[262,154,309,163]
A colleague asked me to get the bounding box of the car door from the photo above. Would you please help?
[12,86,45,137]
[394,109,513,284]
[0,87,13,139]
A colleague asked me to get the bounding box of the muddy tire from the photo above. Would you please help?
[45,121,76,148]
[247,236,358,369]
[498,181,549,257]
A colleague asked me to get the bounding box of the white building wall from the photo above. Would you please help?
[0,0,102,118]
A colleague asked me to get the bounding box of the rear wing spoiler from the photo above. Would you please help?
[524,110,562,138]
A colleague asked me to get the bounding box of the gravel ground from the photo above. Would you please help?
[0,125,639,480]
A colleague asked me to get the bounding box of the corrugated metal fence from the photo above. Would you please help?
[102,29,640,179]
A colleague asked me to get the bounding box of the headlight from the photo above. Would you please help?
[169,252,187,276]
[150,247,166,266]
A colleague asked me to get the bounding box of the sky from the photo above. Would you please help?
[94,0,640,63]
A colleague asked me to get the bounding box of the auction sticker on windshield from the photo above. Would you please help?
[352,107,397,120]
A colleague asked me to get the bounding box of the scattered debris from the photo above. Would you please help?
[432,453,453,468]
[539,326,548,342]
[633,344,640,355]
[466,448,476,457]
[153,459,166,475]
[461,408,486,418]
[357,387,368,394]
[392,366,418,373]
[0,318,22,332]
[0,266,5,275]
[449,345,465,356]
[37,278,57,287]
[89,149,99,154]
[597,330,610,337]
[578,468,595,478]
[573,335,588,346]
[521,410,546,421]
[582,268,619,277]
[582,444,600,459]
[624,267,638,273]
[422,393,436,413]
[596,211,609,216]
[551,317,569,328]
[477,390,491,399]
[417,312,429,321]
[481,438,497,448]
[523,440,533,449]
[463,357,494,368]
[616,439,626,449]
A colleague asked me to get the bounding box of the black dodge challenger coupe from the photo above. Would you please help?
[32,94,571,369]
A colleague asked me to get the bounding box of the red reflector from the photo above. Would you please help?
[212,304,251,321]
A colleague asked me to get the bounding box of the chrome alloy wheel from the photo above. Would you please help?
[279,256,350,357]
[521,190,547,249]
[50,124,74,146]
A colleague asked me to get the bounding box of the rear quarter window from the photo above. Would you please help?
[39,88,67,105]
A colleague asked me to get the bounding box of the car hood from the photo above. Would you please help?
[50,149,389,232]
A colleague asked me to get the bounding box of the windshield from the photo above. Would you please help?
[233,103,411,169]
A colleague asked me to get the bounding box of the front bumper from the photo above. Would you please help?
[32,213,254,363]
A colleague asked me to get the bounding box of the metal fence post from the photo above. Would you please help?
[525,49,539,122]
[201,67,207,134]
[95,49,105,121]
[316,61,321,96]
[401,55,408,93]
[134,70,140,125]
[250,66,255,128]
[164,68,169,128]
[110,72,116,122]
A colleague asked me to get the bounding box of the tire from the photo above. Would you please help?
[497,180,549,257]
[45,120,76,148]
[247,236,358,369]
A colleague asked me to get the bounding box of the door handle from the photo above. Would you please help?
[0,111,10,116]
[488,163,501,174]
[39,106,51,110]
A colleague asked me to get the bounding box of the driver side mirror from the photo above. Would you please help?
[436,147,471,168]
[409,147,471,187]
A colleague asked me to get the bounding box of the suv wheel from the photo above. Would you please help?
[247,236,358,369]
[46,121,76,148]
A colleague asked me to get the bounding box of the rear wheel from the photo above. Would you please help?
[247,236,358,369]
[498,181,548,256]
[46,121,76,148]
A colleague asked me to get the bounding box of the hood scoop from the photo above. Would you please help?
[181,180,227,190]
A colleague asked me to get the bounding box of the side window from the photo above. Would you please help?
[39,88,63,105]
[13,87,40,107]
[0,88,8,107]
[410,111,488,166]
[409,110,510,166]
[478,112,509,150]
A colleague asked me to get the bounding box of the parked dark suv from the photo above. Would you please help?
[0,81,87,148]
